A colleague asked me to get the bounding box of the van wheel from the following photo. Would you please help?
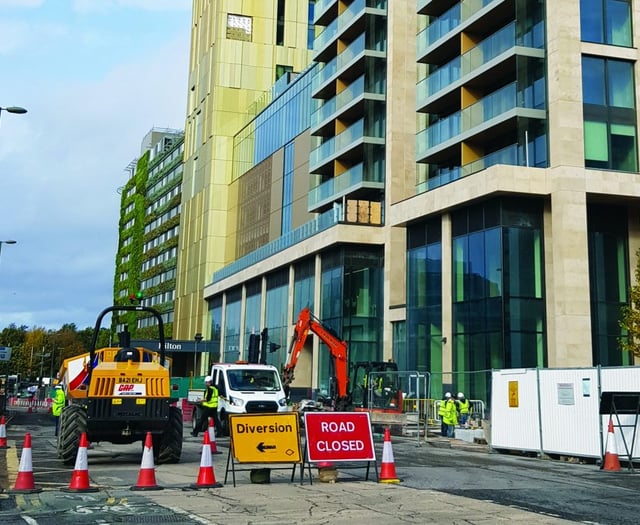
[219,411,229,436]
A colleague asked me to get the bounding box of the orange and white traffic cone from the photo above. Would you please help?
[131,432,163,490]
[9,433,42,493]
[62,432,99,492]
[190,430,222,489]
[602,418,622,472]
[207,417,222,454]
[378,427,400,483]
[0,415,9,449]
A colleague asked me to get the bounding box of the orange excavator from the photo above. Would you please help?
[282,307,402,413]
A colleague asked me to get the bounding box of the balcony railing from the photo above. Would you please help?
[310,118,365,170]
[416,142,525,192]
[416,80,545,157]
[417,21,544,108]
[308,162,384,210]
[313,33,366,94]
[311,75,367,130]
[212,208,341,283]
[417,0,494,57]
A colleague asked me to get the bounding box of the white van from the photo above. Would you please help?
[210,362,288,435]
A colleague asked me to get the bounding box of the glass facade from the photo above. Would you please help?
[208,296,222,364]
[582,56,638,172]
[243,280,262,356]
[265,269,290,369]
[223,288,242,362]
[587,204,631,366]
[406,219,442,375]
[319,247,383,397]
[293,258,315,321]
[451,198,546,401]
[233,64,316,180]
[580,0,632,47]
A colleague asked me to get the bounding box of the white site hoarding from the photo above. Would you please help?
[491,366,640,460]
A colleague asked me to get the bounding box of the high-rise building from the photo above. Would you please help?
[174,1,316,342]
[114,129,184,338]
[179,0,639,402]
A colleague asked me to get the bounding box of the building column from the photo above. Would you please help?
[441,213,453,379]
[545,187,592,366]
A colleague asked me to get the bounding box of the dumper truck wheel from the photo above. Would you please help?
[59,404,87,465]
[155,406,183,464]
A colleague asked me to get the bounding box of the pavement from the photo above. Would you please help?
[0,409,581,525]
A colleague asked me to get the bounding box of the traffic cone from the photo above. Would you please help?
[602,418,621,472]
[9,433,42,493]
[190,430,222,489]
[207,417,222,454]
[378,427,400,483]
[62,432,99,492]
[0,415,9,449]
[131,432,163,490]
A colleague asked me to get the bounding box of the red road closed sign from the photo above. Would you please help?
[304,412,376,462]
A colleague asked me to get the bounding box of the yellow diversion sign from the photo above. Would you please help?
[229,413,301,463]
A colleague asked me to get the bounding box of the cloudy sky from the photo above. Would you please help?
[0,0,191,330]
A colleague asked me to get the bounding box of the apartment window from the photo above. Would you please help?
[582,56,638,171]
[307,0,315,49]
[275,64,293,82]
[276,0,285,46]
[227,14,252,42]
[580,0,632,47]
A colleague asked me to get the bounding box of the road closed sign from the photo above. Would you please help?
[229,413,301,463]
[304,412,375,462]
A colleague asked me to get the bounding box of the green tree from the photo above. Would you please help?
[620,247,640,357]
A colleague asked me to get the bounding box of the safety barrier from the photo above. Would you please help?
[431,398,485,424]
[9,397,53,410]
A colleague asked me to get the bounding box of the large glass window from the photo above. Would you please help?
[406,219,442,376]
[582,56,638,171]
[208,296,222,364]
[265,270,289,368]
[243,280,262,357]
[588,204,631,366]
[293,258,315,319]
[224,288,242,362]
[451,199,546,401]
[580,0,632,47]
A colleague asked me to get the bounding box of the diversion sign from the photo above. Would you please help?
[229,413,301,463]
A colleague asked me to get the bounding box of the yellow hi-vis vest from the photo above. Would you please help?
[458,399,470,415]
[202,385,219,409]
[52,388,66,417]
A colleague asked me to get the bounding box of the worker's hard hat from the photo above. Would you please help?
[457,392,464,398]
[205,376,212,382]
[445,392,452,398]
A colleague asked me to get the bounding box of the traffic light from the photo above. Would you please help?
[248,333,260,363]
[260,328,269,364]
[128,291,143,304]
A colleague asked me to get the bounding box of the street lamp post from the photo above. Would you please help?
[194,333,203,377]
[0,240,17,263]
[0,106,28,118]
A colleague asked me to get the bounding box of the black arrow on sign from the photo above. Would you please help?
[257,442,276,452]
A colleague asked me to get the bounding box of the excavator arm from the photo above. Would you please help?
[283,307,349,408]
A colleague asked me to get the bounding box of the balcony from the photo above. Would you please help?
[313,33,365,98]
[416,80,546,161]
[417,0,507,63]
[308,162,384,212]
[314,0,338,26]
[310,119,365,171]
[311,75,385,136]
[416,142,527,192]
[417,21,544,111]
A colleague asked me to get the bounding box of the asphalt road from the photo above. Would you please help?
[1,408,638,524]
